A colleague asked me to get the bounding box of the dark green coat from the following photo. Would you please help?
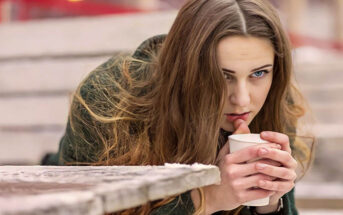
[43,35,298,215]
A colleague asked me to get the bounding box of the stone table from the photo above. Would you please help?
[0,164,220,215]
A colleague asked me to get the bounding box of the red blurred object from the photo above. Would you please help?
[0,0,187,22]
[2,0,145,22]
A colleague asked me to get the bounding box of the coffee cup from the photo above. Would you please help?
[228,133,271,206]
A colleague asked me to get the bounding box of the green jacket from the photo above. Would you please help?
[43,35,298,215]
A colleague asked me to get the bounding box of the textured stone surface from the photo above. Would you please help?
[0,164,220,215]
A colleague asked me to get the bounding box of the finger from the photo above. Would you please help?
[224,162,257,179]
[258,159,282,167]
[260,131,291,153]
[223,158,280,179]
[257,147,298,169]
[233,119,251,134]
[258,179,295,192]
[231,174,275,190]
[255,163,297,181]
[227,143,282,164]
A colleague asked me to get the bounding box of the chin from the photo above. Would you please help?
[220,122,234,132]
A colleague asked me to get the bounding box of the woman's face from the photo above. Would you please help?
[217,36,274,132]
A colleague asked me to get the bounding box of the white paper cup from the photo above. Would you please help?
[229,133,271,206]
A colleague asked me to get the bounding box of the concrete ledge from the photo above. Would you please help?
[0,164,220,215]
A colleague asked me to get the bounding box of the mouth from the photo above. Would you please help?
[225,112,250,122]
[228,112,250,116]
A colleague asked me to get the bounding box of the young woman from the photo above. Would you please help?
[44,0,314,214]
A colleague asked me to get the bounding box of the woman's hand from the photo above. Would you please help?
[193,120,283,214]
[253,131,298,213]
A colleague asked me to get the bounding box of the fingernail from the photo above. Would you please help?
[259,148,268,155]
[257,163,267,170]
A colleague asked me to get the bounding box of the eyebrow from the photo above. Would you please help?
[222,64,273,74]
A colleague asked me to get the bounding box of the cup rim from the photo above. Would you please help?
[229,133,269,144]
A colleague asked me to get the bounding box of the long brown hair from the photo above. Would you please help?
[68,0,314,214]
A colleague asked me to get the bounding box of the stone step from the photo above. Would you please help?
[0,96,70,126]
[293,46,343,71]
[3,58,343,97]
[300,84,343,102]
[310,137,343,182]
[1,124,342,166]
[311,124,343,138]
[0,96,341,127]
[297,135,343,184]
[298,210,343,215]
[294,66,343,85]
[302,90,343,104]
[295,61,343,73]
[0,130,63,165]
[295,181,343,200]
[0,11,176,60]
[295,182,343,210]
[308,104,343,123]
[0,57,108,95]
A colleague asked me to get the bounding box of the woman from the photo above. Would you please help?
[44,0,314,214]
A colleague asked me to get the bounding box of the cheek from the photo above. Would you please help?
[251,80,272,107]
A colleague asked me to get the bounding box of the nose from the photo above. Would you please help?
[228,81,250,107]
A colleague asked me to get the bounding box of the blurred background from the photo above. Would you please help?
[0,0,342,214]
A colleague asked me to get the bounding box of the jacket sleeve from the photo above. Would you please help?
[149,188,298,215]
[283,188,298,215]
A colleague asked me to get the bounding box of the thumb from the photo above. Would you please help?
[233,119,251,134]
[216,140,230,164]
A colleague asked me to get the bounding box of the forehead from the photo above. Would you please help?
[217,36,274,70]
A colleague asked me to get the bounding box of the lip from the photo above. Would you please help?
[225,112,250,122]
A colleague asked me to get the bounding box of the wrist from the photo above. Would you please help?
[251,197,283,214]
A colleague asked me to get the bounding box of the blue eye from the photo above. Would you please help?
[223,70,270,81]
[251,70,269,78]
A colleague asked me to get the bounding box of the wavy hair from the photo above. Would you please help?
[68,0,315,214]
